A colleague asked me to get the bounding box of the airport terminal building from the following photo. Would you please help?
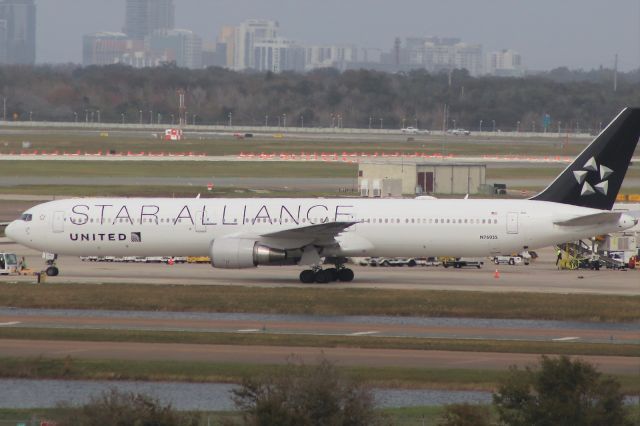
[358,160,486,197]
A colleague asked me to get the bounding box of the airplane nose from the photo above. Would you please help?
[4,221,17,241]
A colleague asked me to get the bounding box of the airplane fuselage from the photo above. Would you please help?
[7,197,634,258]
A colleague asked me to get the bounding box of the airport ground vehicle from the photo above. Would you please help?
[492,254,530,265]
[442,257,484,269]
[447,128,471,136]
[0,253,18,275]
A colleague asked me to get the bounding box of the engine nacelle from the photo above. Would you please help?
[210,238,289,269]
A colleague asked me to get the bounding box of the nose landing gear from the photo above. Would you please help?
[42,252,59,276]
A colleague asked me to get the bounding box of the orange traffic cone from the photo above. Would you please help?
[494,269,500,279]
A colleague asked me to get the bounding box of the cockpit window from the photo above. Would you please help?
[20,213,33,222]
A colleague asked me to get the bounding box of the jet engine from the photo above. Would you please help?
[210,238,293,269]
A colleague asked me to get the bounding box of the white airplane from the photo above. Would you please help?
[6,108,640,283]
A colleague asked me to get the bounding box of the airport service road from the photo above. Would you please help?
[1,242,639,295]
[0,339,636,375]
[0,308,637,344]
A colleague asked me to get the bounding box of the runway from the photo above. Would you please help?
[0,308,637,344]
[1,242,639,295]
[0,339,636,374]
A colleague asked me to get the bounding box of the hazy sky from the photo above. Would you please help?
[37,0,640,71]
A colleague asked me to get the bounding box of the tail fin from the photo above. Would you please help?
[531,107,640,210]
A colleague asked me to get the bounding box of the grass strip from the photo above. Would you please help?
[1,283,639,322]
[0,160,356,178]
[0,327,637,357]
[0,356,637,394]
[0,185,353,197]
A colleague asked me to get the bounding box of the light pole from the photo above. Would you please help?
[379,118,383,129]
[139,110,142,124]
[517,121,520,132]
[2,96,6,121]
[97,110,101,123]
[452,119,456,129]
[558,121,561,134]
[331,114,335,128]
[492,120,496,132]
[479,119,483,132]
[402,117,406,129]
[283,113,287,127]
[121,113,125,124]
[368,116,372,129]
[300,115,304,128]
[74,112,78,123]
[185,111,188,125]
[149,110,153,124]
[85,109,88,123]
[265,114,268,126]
[228,112,232,127]
[157,113,161,124]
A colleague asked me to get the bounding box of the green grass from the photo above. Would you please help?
[0,132,588,157]
[1,283,638,322]
[0,160,357,178]
[0,185,356,198]
[0,327,637,357]
[0,356,638,394]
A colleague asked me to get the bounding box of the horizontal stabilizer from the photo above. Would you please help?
[554,212,621,227]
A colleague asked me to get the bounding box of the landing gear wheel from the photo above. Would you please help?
[314,270,330,284]
[508,259,515,265]
[338,268,354,282]
[299,270,315,284]
[45,266,59,277]
[326,267,339,282]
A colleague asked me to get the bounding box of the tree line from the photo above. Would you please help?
[44,355,633,425]
[0,63,639,132]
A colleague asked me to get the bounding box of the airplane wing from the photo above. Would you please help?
[257,221,357,249]
[554,212,622,226]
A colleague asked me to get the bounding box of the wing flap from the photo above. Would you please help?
[554,212,621,226]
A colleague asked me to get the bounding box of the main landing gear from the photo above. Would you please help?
[299,266,354,284]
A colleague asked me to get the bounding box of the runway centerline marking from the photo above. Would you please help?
[0,321,20,326]
[552,336,580,341]
[349,331,379,336]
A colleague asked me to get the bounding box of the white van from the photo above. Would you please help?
[0,253,18,275]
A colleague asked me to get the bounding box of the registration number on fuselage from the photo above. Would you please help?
[479,235,498,240]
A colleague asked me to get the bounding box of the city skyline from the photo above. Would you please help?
[30,0,640,71]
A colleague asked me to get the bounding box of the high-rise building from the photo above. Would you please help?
[83,32,149,66]
[0,0,36,65]
[123,0,174,40]
[487,49,524,77]
[147,29,202,69]
[233,19,279,70]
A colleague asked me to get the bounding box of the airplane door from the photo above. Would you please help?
[506,212,519,234]
[195,211,206,233]
[53,211,65,233]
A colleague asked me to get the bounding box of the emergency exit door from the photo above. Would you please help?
[53,211,65,233]
[506,212,519,234]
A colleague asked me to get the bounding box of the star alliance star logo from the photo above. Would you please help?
[573,156,612,196]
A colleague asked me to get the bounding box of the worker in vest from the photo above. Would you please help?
[556,249,562,265]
